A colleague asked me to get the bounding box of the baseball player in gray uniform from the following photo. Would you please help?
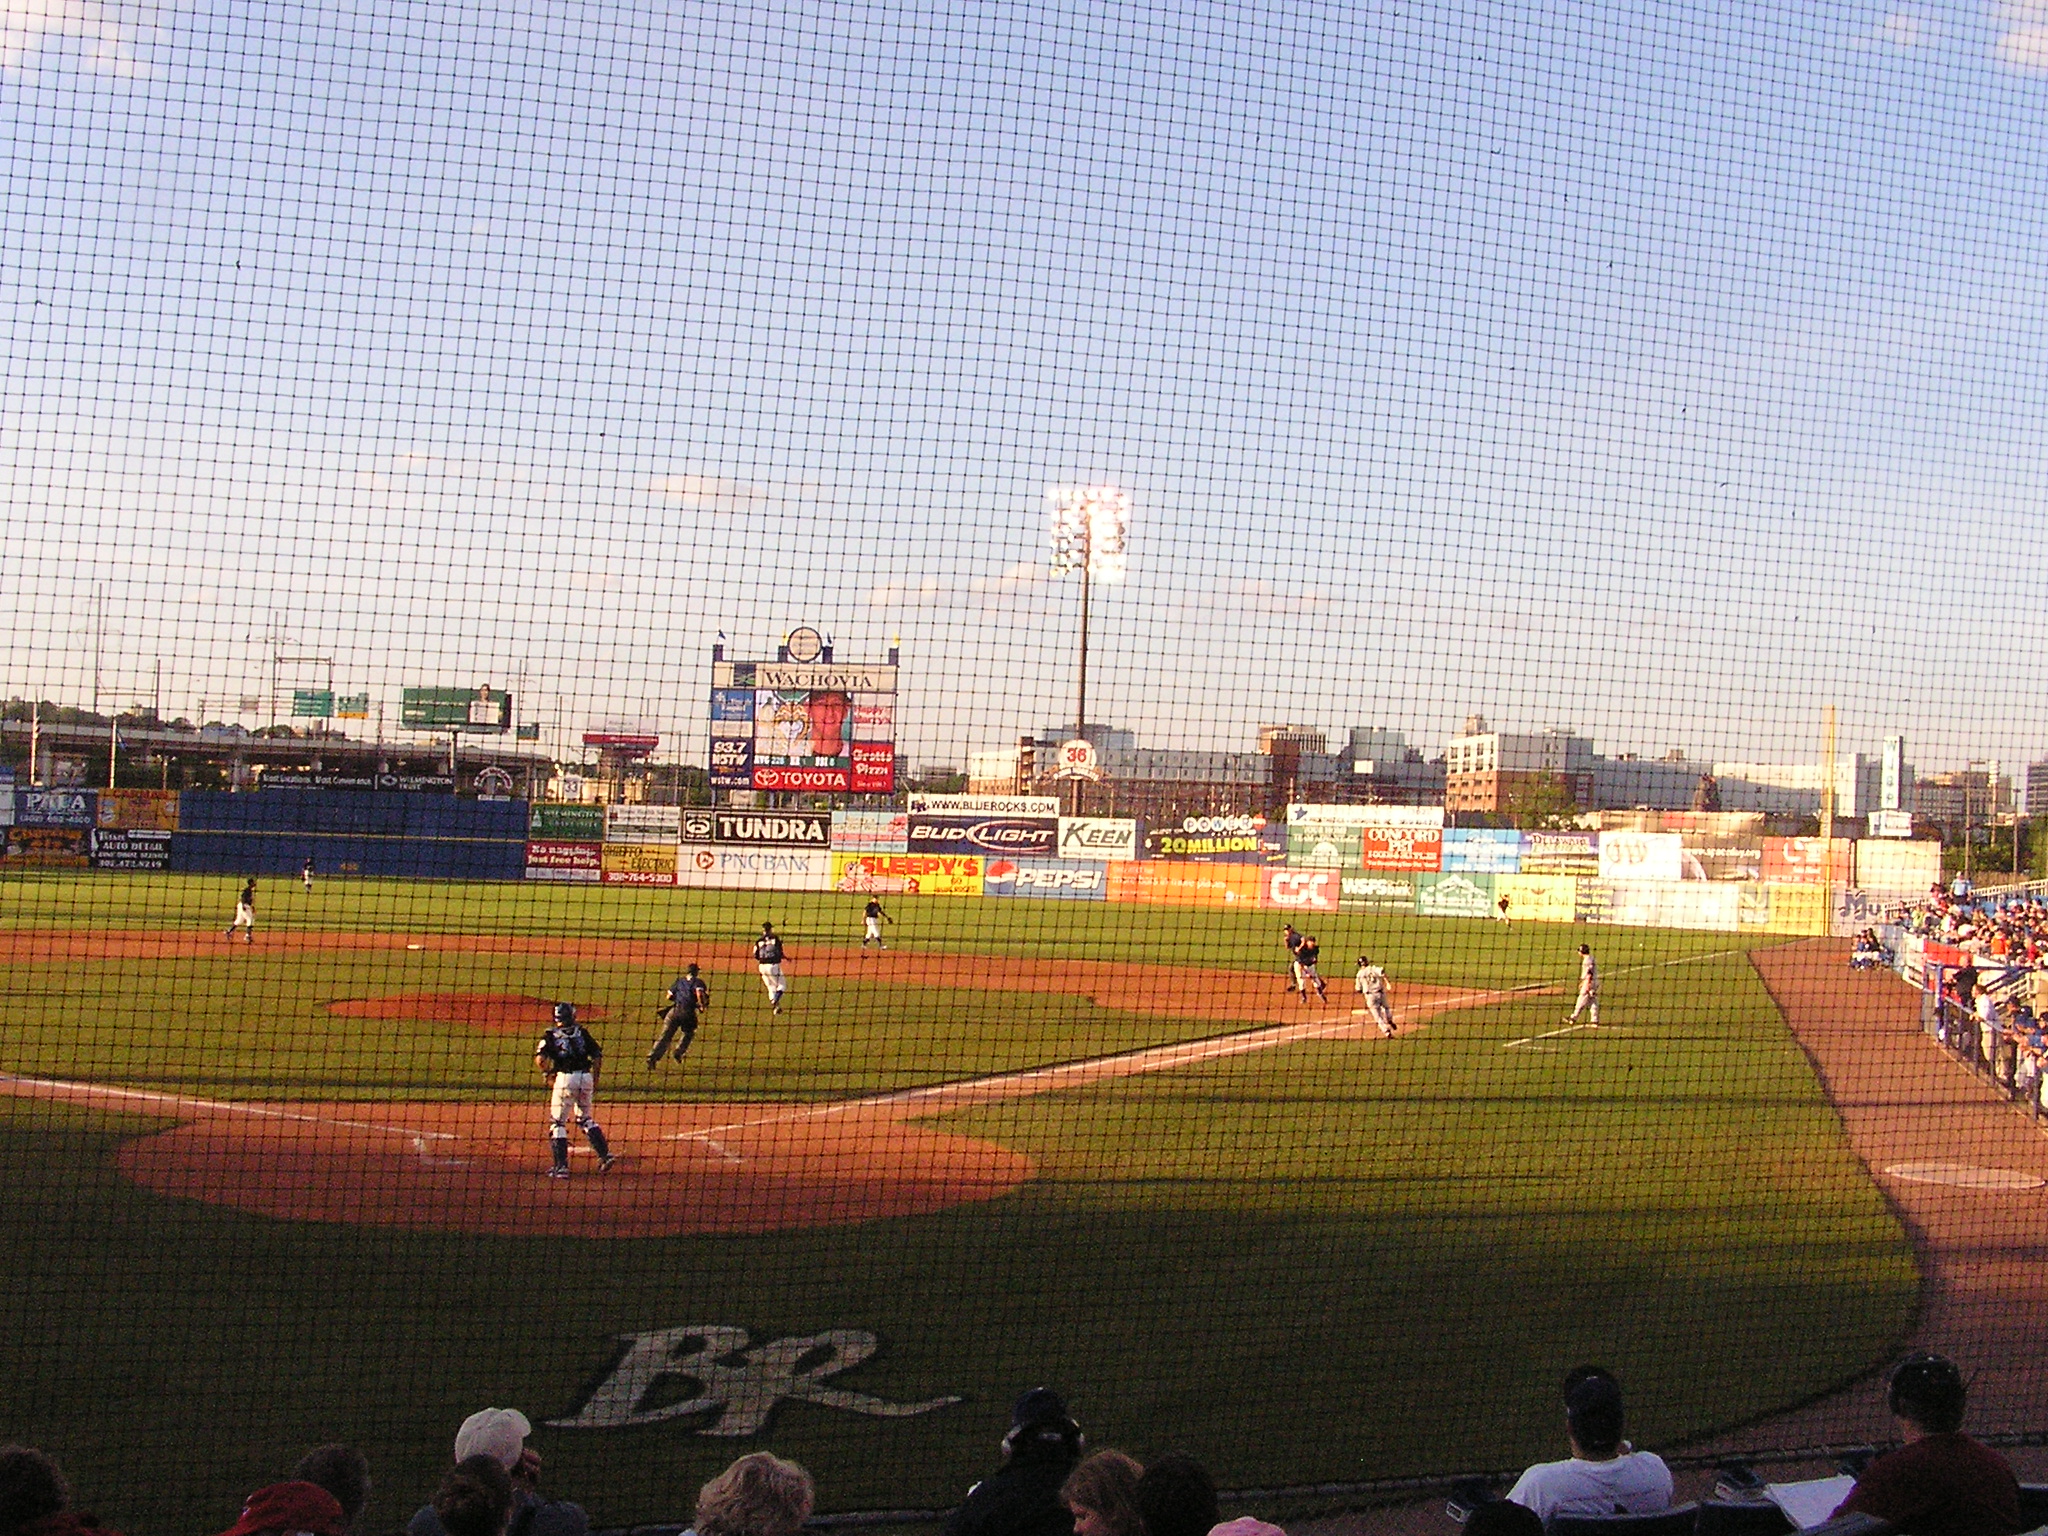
[1566,944,1601,1025]
[535,1003,616,1178]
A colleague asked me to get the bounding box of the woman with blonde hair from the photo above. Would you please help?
[1059,1451,1144,1536]
[691,1454,815,1536]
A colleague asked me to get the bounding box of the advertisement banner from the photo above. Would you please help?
[1056,817,1138,861]
[601,843,678,887]
[850,743,896,794]
[1261,867,1342,913]
[16,789,96,829]
[709,737,755,790]
[92,828,172,871]
[852,693,895,739]
[830,852,984,897]
[525,840,603,882]
[1108,861,1263,907]
[982,858,1109,900]
[1494,873,1578,923]
[713,811,832,847]
[1598,831,1683,884]
[679,810,715,844]
[753,688,855,790]
[1675,828,1763,882]
[530,803,605,840]
[1362,825,1443,873]
[908,814,1058,859]
[710,687,756,723]
[1762,883,1828,936]
[1852,839,1941,896]
[1522,831,1600,876]
[676,848,834,891]
[909,794,1063,817]
[1415,872,1495,918]
[3,826,90,867]
[1286,803,1446,829]
[1288,825,1361,868]
[1576,880,1616,924]
[0,787,12,828]
[1144,815,1266,862]
[754,764,851,792]
[832,810,910,852]
[1761,837,1853,886]
[97,789,180,831]
[1601,880,1740,931]
[1441,828,1522,874]
[1340,873,1416,912]
[606,805,682,844]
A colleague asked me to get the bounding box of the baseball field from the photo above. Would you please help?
[0,873,1915,1534]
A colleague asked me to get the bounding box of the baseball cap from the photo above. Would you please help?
[218,1482,347,1536]
[453,1407,532,1469]
[1011,1387,1070,1430]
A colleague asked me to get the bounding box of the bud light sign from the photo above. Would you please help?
[908,815,1058,858]
[982,859,1107,900]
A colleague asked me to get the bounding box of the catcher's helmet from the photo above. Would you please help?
[552,1002,576,1026]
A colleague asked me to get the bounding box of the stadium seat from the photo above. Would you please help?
[1546,1505,1699,1536]
[1694,1501,1793,1536]
[2018,1487,2048,1527]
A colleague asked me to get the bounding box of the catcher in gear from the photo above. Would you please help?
[535,1002,615,1177]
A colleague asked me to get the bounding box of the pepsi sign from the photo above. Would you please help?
[907,815,1058,858]
[982,859,1107,900]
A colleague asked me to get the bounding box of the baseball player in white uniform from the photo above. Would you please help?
[861,897,893,951]
[1566,943,1601,1025]
[1355,955,1395,1038]
[535,1002,615,1178]
[224,878,257,944]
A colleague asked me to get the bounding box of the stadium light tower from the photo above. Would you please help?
[1048,485,1129,807]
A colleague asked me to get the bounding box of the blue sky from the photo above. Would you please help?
[3,0,2047,773]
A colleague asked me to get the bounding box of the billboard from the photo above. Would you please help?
[92,828,172,871]
[601,843,677,887]
[1340,873,1416,912]
[530,803,605,840]
[677,847,834,891]
[1853,838,1941,896]
[830,852,984,897]
[1494,873,1578,923]
[1361,825,1443,873]
[832,810,909,852]
[1057,817,1138,861]
[1286,803,1445,829]
[1261,867,1341,913]
[711,659,899,794]
[606,805,682,844]
[909,794,1062,816]
[1441,828,1521,874]
[908,813,1058,859]
[526,840,603,883]
[1674,828,1762,882]
[1108,861,1263,907]
[401,686,511,733]
[714,811,831,847]
[1287,824,1360,868]
[1598,831,1682,883]
[1521,831,1599,876]
[1415,872,1495,918]
[16,789,96,829]
[1145,815,1266,862]
[3,827,90,867]
[982,858,1108,900]
[1761,837,1853,886]
[98,789,180,831]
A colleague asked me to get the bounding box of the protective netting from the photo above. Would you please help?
[3,4,2047,1535]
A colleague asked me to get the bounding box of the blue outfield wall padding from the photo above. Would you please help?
[177,790,531,841]
[169,831,528,880]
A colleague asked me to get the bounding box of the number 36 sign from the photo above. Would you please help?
[1053,739,1103,781]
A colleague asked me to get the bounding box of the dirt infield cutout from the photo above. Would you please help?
[324,993,604,1033]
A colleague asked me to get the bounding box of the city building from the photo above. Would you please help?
[1913,764,2014,832]
[1444,717,1595,814]
[1710,755,1883,818]
[2027,760,2048,818]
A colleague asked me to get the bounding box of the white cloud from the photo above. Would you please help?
[1991,1,2048,68]
[0,0,147,74]
[648,474,772,515]
[1882,11,1932,46]
[968,561,1047,596]
[865,577,950,608]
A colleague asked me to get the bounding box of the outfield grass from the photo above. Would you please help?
[0,874,1914,1535]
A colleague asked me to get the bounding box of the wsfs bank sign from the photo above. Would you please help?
[550,1325,959,1438]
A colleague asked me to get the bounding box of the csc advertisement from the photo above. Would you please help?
[1261,867,1341,913]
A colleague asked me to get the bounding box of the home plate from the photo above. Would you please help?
[1884,1162,2045,1192]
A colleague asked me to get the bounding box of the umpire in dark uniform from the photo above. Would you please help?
[647,964,710,1068]
[942,1388,1083,1536]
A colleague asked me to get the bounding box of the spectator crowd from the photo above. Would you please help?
[0,1355,2029,1536]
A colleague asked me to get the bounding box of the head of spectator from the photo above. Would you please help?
[1060,1452,1143,1536]
[1134,1454,1219,1536]
[1562,1367,1627,1459]
[693,1453,814,1536]
[218,1482,348,1536]
[1462,1504,1541,1536]
[452,1410,540,1491]
[0,1448,71,1536]
[1005,1389,1085,1467]
[290,1447,370,1534]
[432,1459,514,1536]
[1209,1521,1287,1536]
[1888,1353,1969,1439]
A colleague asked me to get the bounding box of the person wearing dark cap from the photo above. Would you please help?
[216,1482,347,1536]
[1133,1454,1219,1536]
[1826,1354,2022,1536]
[0,1446,120,1536]
[942,1389,1084,1536]
[1505,1366,1671,1520]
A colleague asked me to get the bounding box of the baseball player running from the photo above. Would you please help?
[1355,955,1395,1038]
[1295,933,1329,1004]
[536,1002,616,1178]
[754,922,788,1014]
[1565,943,1601,1025]
[647,964,711,1067]
[860,897,893,951]
[223,878,257,944]
[1281,924,1305,992]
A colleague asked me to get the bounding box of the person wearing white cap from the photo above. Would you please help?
[407,1410,588,1536]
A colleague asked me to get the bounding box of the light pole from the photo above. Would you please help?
[1048,485,1129,814]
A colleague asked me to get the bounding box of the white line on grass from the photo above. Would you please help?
[0,1074,460,1145]
[1498,945,1749,1049]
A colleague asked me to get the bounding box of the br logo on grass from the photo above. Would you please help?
[548,1325,962,1437]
